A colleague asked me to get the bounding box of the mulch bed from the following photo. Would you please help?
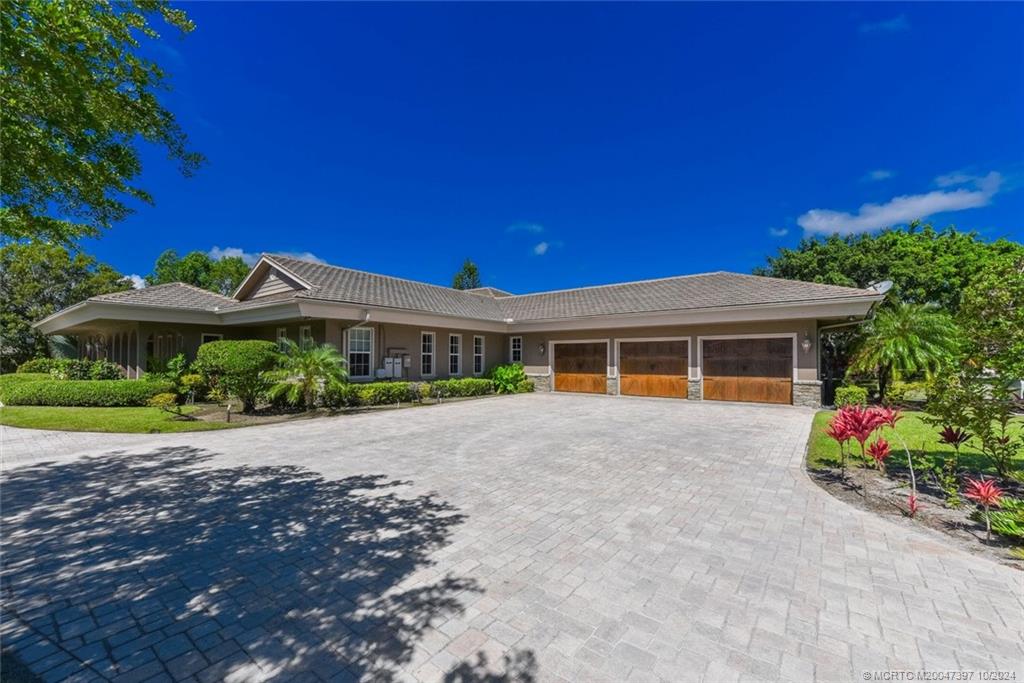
[808,463,1024,569]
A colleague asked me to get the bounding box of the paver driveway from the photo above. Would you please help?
[2,394,1021,683]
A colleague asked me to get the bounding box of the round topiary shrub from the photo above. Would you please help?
[194,340,279,412]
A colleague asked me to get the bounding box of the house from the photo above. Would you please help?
[33,254,886,407]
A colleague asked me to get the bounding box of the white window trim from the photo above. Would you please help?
[276,327,288,351]
[695,333,798,401]
[612,336,693,381]
[510,336,523,364]
[346,327,375,380]
[420,331,436,378]
[449,334,462,377]
[473,335,485,376]
[299,325,313,348]
[547,339,611,381]
[201,332,224,345]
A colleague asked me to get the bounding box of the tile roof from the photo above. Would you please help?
[89,283,234,310]
[81,256,879,323]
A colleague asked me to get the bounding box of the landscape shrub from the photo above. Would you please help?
[516,379,535,393]
[430,377,494,398]
[487,364,528,394]
[195,340,279,412]
[148,392,181,413]
[887,380,927,404]
[177,373,207,400]
[834,385,868,407]
[88,360,125,380]
[0,373,51,402]
[3,379,175,407]
[16,358,62,374]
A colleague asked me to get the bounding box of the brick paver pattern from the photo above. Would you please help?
[1,394,1021,682]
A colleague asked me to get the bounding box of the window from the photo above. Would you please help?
[276,327,288,352]
[348,327,373,378]
[449,334,462,376]
[421,332,435,377]
[510,336,523,363]
[473,336,485,375]
[299,325,313,349]
[201,333,223,346]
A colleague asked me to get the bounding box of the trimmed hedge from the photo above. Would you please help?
[0,373,52,403]
[324,377,499,408]
[16,358,62,374]
[834,384,868,407]
[3,379,175,407]
[16,358,125,380]
[195,340,279,412]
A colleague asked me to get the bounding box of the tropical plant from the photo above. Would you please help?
[937,426,971,471]
[825,412,853,475]
[847,302,961,401]
[488,364,529,394]
[965,478,1004,541]
[148,392,182,414]
[265,340,348,409]
[867,438,891,474]
[986,497,1024,549]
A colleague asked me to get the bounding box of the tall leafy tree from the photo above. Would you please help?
[1,0,202,243]
[452,259,482,290]
[958,252,1024,380]
[756,223,1022,313]
[145,249,249,295]
[846,302,961,401]
[0,242,132,371]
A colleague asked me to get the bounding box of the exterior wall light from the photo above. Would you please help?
[538,343,546,355]
[800,333,813,353]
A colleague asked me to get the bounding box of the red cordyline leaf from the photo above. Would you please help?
[964,478,1003,507]
[938,426,971,447]
[837,405,885,445]
[873,406,902,429]
[826,413,852,444]
[867,438,891,463]
[908,494,919,517]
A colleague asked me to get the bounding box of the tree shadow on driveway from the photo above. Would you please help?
[0,447,518,681]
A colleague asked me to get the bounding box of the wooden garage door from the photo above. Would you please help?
[619,341,688,398]
[554,343,607,394]
[702,338,793,404]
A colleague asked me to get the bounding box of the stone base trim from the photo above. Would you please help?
[528,373,552,393]
[687,380,702,400]
[793,380,822,408]
[607,377,618,395]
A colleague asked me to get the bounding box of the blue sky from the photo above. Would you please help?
[90,2,1023,293]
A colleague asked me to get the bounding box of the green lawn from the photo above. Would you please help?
[807,409,1024,476]
[0,406,236,433]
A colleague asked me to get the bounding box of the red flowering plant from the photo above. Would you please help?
[825,411,853,476]
[907,493,919,518]
[937,426,970,470]
[964,477,1004,541]
[840,404,886,465]
[867,437,891,474]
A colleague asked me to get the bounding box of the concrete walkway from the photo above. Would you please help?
[1,394,1021,682]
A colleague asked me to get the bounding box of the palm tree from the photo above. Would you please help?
[847,302,960,402]
[265,339,348,408]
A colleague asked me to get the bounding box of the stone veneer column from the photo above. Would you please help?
[606,377,618,395]
[792,380,822,408]
[687,380,702,400]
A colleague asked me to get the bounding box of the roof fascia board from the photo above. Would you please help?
[217,302,305,325]
[34,302,221,334]
[507,297,882,333]
[296,301,510,333]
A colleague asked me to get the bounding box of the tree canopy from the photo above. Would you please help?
[755,223,1023,313]
[958,252,1024,380]
[452,259,482,290]
[146,249,250,295]
[0,242,132,371]
[0,0,202,244]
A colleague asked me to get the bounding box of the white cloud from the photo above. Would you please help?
[207,246,325,266]
[507,222,544,234]
[863,169,894,182]
[798,171,1003,236]
[859,14,910,34]
[128,274,146,289]
[769,227,789,237]
[277,251,326,264]
[934,171,976,188]
[533,241,550,256]
[208,246,259,265]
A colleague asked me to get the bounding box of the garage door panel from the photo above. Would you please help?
[702,338,793,404]
[554,343,607,394]
[619,340,689,398]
